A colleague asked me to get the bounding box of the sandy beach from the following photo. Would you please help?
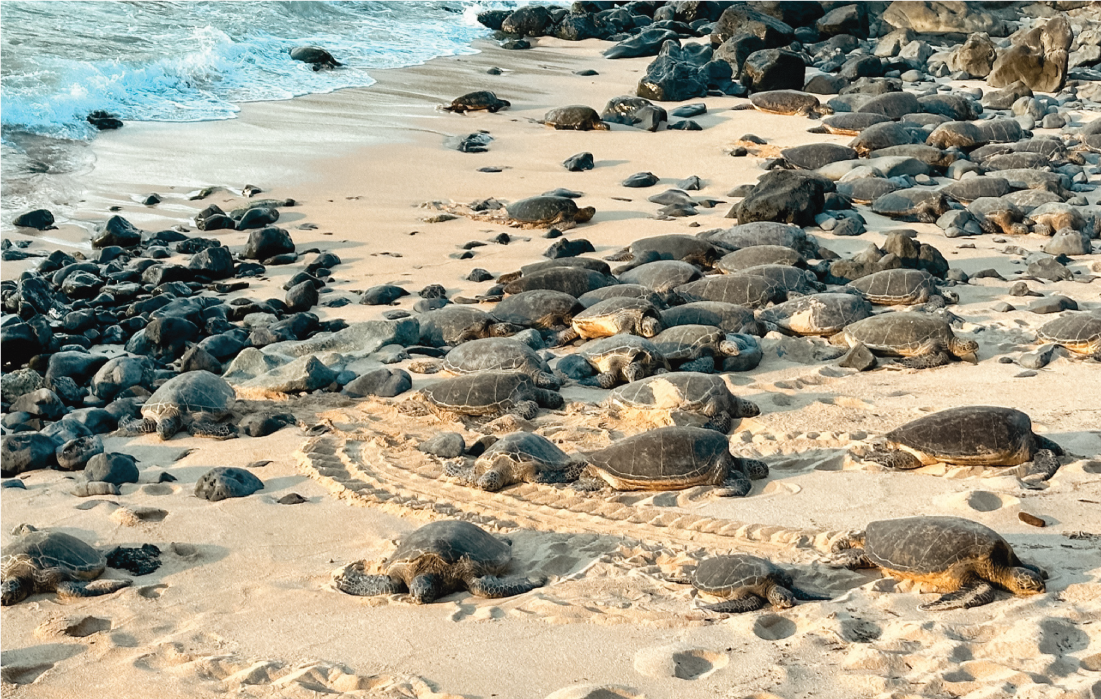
[3,14,1101,699]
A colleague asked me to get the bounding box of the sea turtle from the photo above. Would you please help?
[860,406,1064,481]
[756,293,873,336]
[661,301,763,336]
[1037,312,1101,359]
[739,264,824,297]
[967,197,1029,235]
[674,274,788,308]
[333,520,546,604]
[576,426,768,496]
[417,306,518,347]
[714,245,805,272]
[605,235,720,268]
[849,122,925,156]
[651,324,744,372]
[781,143,858,170]
[543,105,608,131]
[750,90,829,117]
[830,312,978,369]
[410,371,564,420]
[408,338,560,388]
[498,257,612,284]
[289,46,343,70]
[617,260,702,296]
[118,370,236,440]
[822,112,893,136]
[578,284,666,309]
[836,177,900,205]
[504,196,596,230]
[848,269,959,310]
[871,189,952,223]
[2,529,131,605]
[939,177,1013,204]
[443,91,511,113]
[700,222,819,258]
[503,266,614,297]
[830,516,1046,611]
[604,372,760,432]
[575,334,669,388]
[444,432,584,491]
[490,290,583,330]
[671,554,830,613]
[558,296,664,344]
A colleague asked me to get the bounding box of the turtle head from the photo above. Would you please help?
[736,398,761,419]
[718,338,742,357]
[639,316,663,338]
[1,578,28,606]
[952,338,980,361]
[765,584,796,609]
[1008,566,1046,596]
[408,574,443,604]
[940,289,959,305]
[574,206,596,224]
[476,468,505,493]
[156,409,183,441]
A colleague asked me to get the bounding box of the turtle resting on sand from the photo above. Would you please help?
[577,426,768,496]
[558,296,663,344]
[668,554,830,613]
[543,105,608,131]
[756,293,872,337]
[445,432,585,491]
[2,529,131,605]
[604,372,759,432]
[443,91,511,113]
[408,337,560,389]
[848,269,958,311]
[829,312,978,369]
[1037,312,1101,359]
[407,371,563,420]
[861,406,1064,481]
[505,196,596,230]
[651,324,745,372]
[333,520,546,604]
[829,516,1046,611]
[576,334,669,388]
[748,90,830,117]
[289,46,342,70]
[117,370,236,440]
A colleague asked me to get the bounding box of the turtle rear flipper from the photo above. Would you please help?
[334,565,406,597]
[894,351,953,370]
[701,410,732,433]
[714,471,752,497]
[678,356,716,373]
[443,460,477,487]
[864,449,923,470]
[56,578,132,600]
[468,573,547,598]
[1017,449,1061,484]
[739,457,769,480]
[189,422,237,440]
[920,579,996,611]
[699,595,766,613]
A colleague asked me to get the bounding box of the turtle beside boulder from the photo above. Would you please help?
[829,312,978,369]
[848,269,958,310]
[443,91,511,113]
[605,372,760,432]
[558,297,664,344]
[117,371,236,440]
[407,371,563,420]
[575,334,669,388]
[1037,312,1101,359]
[543,105,608,131]
[504,196,596,230]
[409,337,560,389]
[289,46,342,70]
[445,432,584,491]
[2,529,131,605]
[668,554,829,613]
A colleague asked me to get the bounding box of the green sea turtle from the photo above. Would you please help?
[543,105,608,131]
[715,245,805,272]
[504,196,596,230]
[967,197,1029,235]
[559,296,664,344]
[830,516,1046,610]
[408,337,560,388]
[830,312,979,369]
[409,371,563,420]
[674,274,788,308]
[871,190,952,223]
[670,554,830,613]
[822,112,892,136]
[444,432,584,491]
[848,269,959,310]
[117,370,236,440]
[661,301,763,336]
[443,91,511,113]
[781,143,858,170]
[701,221,818,258]
[604,372,760,432]
[289,46,343,70]
[750,90,830,117]
[836,177,900,205]
[490,290,583,330]
[605,235,720,268]
[503,266,614,297]
[2,529,131,605]
[756,293,873,336]
[617,260,702,298]
[576,426,768,496]
[417,306,519,347]
[861,406,1064,481]
[651,324,745,372]
[575,334,669,388]
[578,284,666,310]
[498,257,611,284]
[333,520,546,604]
[1037,312,1101,359]
[739,263,824,297]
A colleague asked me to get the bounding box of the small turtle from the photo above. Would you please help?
[822,112,893,136]
[604,372,760,432]
[749,90,829,117]
[871,189,952,223]
[576,334,669,388]
[830,516,1046,611]
[490,290,583,330]
[559,296,664,344]
[848,269,959,310]
[418,306,518,347]
[409,338,560,389]
[2,529,131,605]
[289,46,343,70]
[333,520,546,604]
[410,371,563,420]
[661,301,763,336]
[445,432,584,491]
[503,266,615,297]
[578,284,666,309]
[605,234,720,268]
[830,312,978,369]
[714,245,805,272]
[576,426,768,496]
[118,370,236,440]
[651,324,744,373]
[674,274,788,308]
[757,293,873,337]
[1037,312,1101,359]
[443,90,511,113]
[543,105,608,131]
[672,554,830,613]
[861,406,1064,481]
[504,196,596,230]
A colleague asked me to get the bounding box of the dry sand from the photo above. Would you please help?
[2,36,1101,699]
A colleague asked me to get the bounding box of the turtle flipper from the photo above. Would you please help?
[699,595,767,613]
[894,351,952,370]
[467,573,547,598]
[334,566,406,597]
[920,579,996,611]
[1,579,28,606]
[863,449,923,470]
[189,421,238,439]
[714,471,752,497]
[739,458,769,480]
[443,460,477,487]
[604,248,633,262]
[510,401,539,420]
[702,411,732,433]
[581,371,618,389]
[622,361,648,383]
[56,578,132,600]
[1017,449,1061,484]
[790,586,832,602]
[678,356,716,374]
[408,359,444,374]
[829,549,874,569]
[1033,435,1065,456]
[116,417,157,437]
[489,322,524,337]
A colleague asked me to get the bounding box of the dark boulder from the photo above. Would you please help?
[712,5,794,48]
[84,452,140,485]
[735,170,831,227]
[604,27,680,59]
[13,209,55,230]
[0,433,57,476]
[242,226,294,260]
[195,466,264,502]
[189,245,234,280]
[742,49,805,93]
[92,216,143,248]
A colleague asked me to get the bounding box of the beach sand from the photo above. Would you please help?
[2,36,1100,699]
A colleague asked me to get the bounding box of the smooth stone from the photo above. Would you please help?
[342,368,413,398]
[195,467,264,502]
[418,432,465,459]
[84,452,139,485]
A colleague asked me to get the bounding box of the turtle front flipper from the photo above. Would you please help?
[739,457,769,480]
[443,460,477,487]
[699,595,767,613]
[334,564,407,597]
[863,449,923,470]
[534,388,565,411]
[116,417,157,437]
[622,360,649,383]
[894,351,953,370]
[1,578,29,606]
[408,359,444,374]
[555,328,581,346]
[789,585,832,602]
[582,371,619,389]
[189,421,238,440]
[1033,435,1065,457]
[829,549,874,569]
[56,578,132,601]
[467,573,547,599]
[678,356,717,374]
[1017,449,1061,484]
[920,578,996,611]
[702,411,732,434]
[714,470,752,497]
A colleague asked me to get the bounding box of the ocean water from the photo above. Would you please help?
[0,1,513,220]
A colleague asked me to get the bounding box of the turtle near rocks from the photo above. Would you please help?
[714,245,805,272]
[409,337,560,389]
[490,290,583,331]
[443,91,511,113]
[861,406,1064,482]
[604,372,760,433]
[829,312,979,369]
[445,432,584,491]
[661,301,763,336]
[848,269,958,310]
[576,334,669,388]
[749,90,830,117]
[871,190,952,223]
[756,293,872,337]
[822,112,893,136]
[333,520,546,604]
[409,371,563,420]
[576,426,768,497]
[672,554,830,613]
[289,46,342,70]
[1037,312,1101,359]
[558,297,664,344]
[578,284,666,310]
[503,266,614,298]
[830,516,1046,610]
[504,196,596,230]
[605,235,720,268]
[543,105,608,131]
[674,274,788,309]
[2,529,131,605]
[651,324,745,373]
[417,305,519,348]
[616,260,702,299]
[117,370,236,440]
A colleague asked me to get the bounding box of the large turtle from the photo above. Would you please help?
[576,426,768,496]
[738,264,824,297]
[504,266,614,298]
[749,90,829,117]
[756,293,873,337]
[670,554,830,613]
[578,284,666,310]
[715,245,805,272]
[661,301,763,336]
[408,338,560,389]
[499,257,612,284]
[2,529,131,605]
[445,432,584,492]
[674,274,788,308]
[504,196,596,230]
[836,177,900,205]
[605,235,719,268]
[490,290,583,330]
[1037,312,1101,359]
[410,371,564,420]
[118,370,236,440]
[617,260,702,297]
[289,46,342,70]
[830,312,978,369]
[443,91,511,113]
[418,306,518,347]
[543,105,608,131]
[822,112,893,136]
[830,516,1046,611]
[968,197,1029,235]
[700,222,817,257]
[651,324,744,372]
[559,297,663,344]
[604,372,760,432]
[576,334,669,388]
[860,406,1064,481]
[848,269,959,310]
[333,520,546,604]
[871,189,952,223]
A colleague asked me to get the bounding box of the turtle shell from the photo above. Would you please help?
[939,177,1012,204]
[700,222,812,256]
[840,312,958,356]
[857,91,920,120]
[446,90,509,113]
[714,245,804,272]
[781,143,857,170]
[1038,312,1101,355]
[418,306,493,346]
[738,264,821,296]
[863,516,1014,577]
[661,302,760,335]
[504,267,615,297]
[544,105,606,130]
[693,554,786,597]
[578,284,665,309]
[757,293,872,336]
[822,112,892,136]
[618,260,701,293]
[420,372,539,415]
[674,275,786,308]
[607,372,757,417]
[651,324,727,361]
[506,196,592,226]
[388,521,511,572]
[476,432,573,471]
[491,290,582,329]
[442,338,552,379]
[849,122,925,155]
[836,177,900,205]
[884,406,1037,466]
[519,257,611,278]
[583,426,731,488]
[1,531,106,583]
[750,90,820,115]
[849,269,940,305]
[142,371,235,421]
[624,235,719,266]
